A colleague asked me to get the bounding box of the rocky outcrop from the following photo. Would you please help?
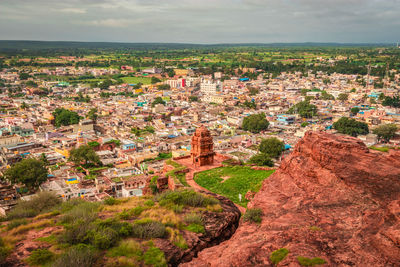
[160,192,241,266]
[183,131,400,267]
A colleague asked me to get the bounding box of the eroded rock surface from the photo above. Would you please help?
[183,131,400,267]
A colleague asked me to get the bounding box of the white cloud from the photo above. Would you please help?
[83,19,132,28]
[58,8,87,14]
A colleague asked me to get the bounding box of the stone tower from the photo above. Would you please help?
[191,125,215,167]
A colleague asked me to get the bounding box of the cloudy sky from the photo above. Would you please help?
[0,0,399,43]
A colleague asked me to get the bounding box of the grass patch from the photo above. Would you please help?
[369,146,390,152]
[194,166,274,207]
[167,227,188,250]
[155,189,218,208]
[297,256,327,266]
[184,223,205,234]
[52,244,99,267]
[107,239,143,258]
[36,234,58,244]
[242,208,263,224]
[143,246,167,267]
[132,219,166,239]
[121,76,152,85]
[270,248,289,265]
[26,248,54,266]
[309,226,322,231]
[7,218,28,230]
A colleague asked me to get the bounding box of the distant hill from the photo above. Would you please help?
[0,40,393,52]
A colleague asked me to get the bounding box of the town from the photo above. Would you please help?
[0,45,399,213]
[0,43,399,266]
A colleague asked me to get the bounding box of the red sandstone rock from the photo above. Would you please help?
[183,131,400,267]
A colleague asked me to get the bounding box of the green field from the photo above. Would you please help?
[121,76,152,85]
[194,166,274,207]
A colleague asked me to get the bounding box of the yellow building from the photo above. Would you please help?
[175,69,189,76]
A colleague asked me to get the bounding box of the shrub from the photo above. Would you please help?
[104,197,120,205]
[52,244,99,267]
[132,219,166,239]
[184,223,205,234]
[26,248,54,265]
[144,200,155,207]
[297,256,327,266]
[143,247,167,267]
[0,237,10,264]
[60,221,93,245]
[270,248,289,265]
[89,227,119,249]
[167,227,188,250]
[107,239,143,258]
[242,208,263,223]
[60,201,99,225]
[7,191,61,220]
[156,190,218,208]
[184,213,203,225]
[7,219,28,230]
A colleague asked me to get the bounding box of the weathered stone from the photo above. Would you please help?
[183,131,400,267]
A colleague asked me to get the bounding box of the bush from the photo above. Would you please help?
[7,218,28,230]
[156,190,218,208]
[333,117,369,137]
[103,197,120,206]
[132,219,166,239]
[270,248,289,265]
[184,213,203,225]
[89,227,119,249]
[143,247,167,267]
[0,237,10,264]
[7,192,61,220]
[144,200,155,207]
[26,248,54,265]
[52,244,99,267]
[242,208,263,223]
[184,223,205,234]
[297,256,327,266]
[248,153,274,166]
[259,138,285,158]
[60,201,99,225]
[107,240,143,258]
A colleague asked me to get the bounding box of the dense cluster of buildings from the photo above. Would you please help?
[0,60,399,213]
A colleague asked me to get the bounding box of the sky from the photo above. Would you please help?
[0,0,400,44]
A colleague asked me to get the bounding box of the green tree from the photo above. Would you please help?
[350,107,360,115]
[69,145,101,166]
[40,153,49,166]
[4,158,48,190]
[53,108,80,127]
[242,113,269,133]
[20,102,29,109]
[189,96,199,102]
[152,97,166,107]
[99,79,113,90]
[259,138,285,158]
[157,84,171,90]
[320,91,335,100]
[19,73,30,80]
[248,153,273,166]
[26,80,38,87]
[333,117,369,137]
[288,101,318,118]
[373,124,398,142]
[87,108,98,122]
[151,77,161,84]
[167,69,175,77]
[337,93,349,101]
